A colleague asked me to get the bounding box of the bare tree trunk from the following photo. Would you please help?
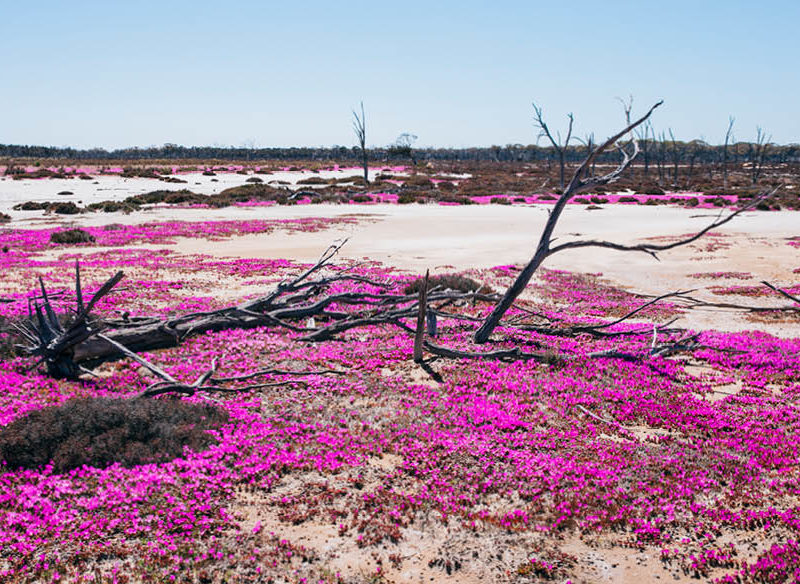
[352,102,369,185]
[474,102,663,343]
[533,103,573,189]
[723,116,734,190]
[750,127,770,185]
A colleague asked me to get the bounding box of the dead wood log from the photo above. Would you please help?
[20,242,495,379]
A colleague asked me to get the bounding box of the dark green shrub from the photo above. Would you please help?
[57,191,74,196]
[296,176,327,185]
[245,177,263,183]
[0,213,10,223]
[684,197,700,207]
[490,196,511,205]
[164,191,201,204]
[403,175,433,188]
[13,201,49,211]
[618,196,638,203]
[398,193,416,204]
[573,197,590,204]
[50,229,95,244]
[0,397,228,473]
[404,274,493,295]
[640,186,665,195]
[590,196,608,204]
[351,195,371,203]
[50,202,80,214]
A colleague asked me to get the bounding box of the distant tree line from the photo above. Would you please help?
[0,141,798,165]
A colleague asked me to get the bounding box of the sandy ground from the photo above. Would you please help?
[24,202,799,334]
[0,167,407,215]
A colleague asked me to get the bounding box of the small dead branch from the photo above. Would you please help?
[761,281,800,307]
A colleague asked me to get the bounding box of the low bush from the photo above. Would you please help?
[639,185,665,195]
[0,212,10,223]
[490,196,511,205]
[351,195,371,203]
[296,176,327,185]
[618,196,638,203]
[121,168,161,179]
[50,202,81,214]
[50,228,95,244]
[403,175,433,188]
[437,181,456,191]
[684,197,700,207]
[245,177,263,183]
[404,273,492,295]
[590,196,608,204]
[0,397,228,473]
[13,201,50,211]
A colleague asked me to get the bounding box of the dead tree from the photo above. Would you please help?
[473,101,776,344]
[533,102,573,189]
[667,129,685,187]
[353,102,369,185]
[722,116,735,190]
[473,102,662,343]
[749,127,771,185]
[639,120,653,178]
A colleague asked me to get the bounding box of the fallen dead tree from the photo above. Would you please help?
[15,241,499,380]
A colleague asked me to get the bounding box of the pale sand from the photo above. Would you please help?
[0,167,408,216]
[19,203,800,334]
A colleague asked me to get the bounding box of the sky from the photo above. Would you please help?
[2,0,798,149]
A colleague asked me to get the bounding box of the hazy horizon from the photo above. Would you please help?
[3,0,798,150]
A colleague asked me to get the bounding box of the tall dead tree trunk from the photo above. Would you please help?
[722,116,734,190]
[353,101,369,185]
[533,102,573,189]
[474,101,663,343]
[667,129,685,188]
[749,127,771,185]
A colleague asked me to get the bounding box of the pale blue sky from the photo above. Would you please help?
[2,0,797,149]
